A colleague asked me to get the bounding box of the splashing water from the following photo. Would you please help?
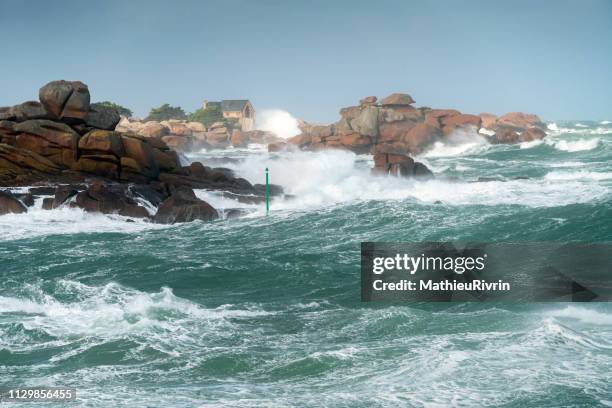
[255,109,301,139]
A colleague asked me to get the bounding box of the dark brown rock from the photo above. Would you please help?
[14,120,79,167]
[74,155,119,179]
[52,185,79,208]
[6,101,52,122]
[0,143,62,174]
[372,152,433,178]
[413,162,434,178]
[73,182,149,218]
[79,130,124,157]
[153,185,218,224]
[42,197,54,210]
[0,190,27,214]
[0,121,17,145]
[85,104,121,130]
[152,148,181,172]
[15,192,35,207]
[120,134,159,179]
[39,80,90,123]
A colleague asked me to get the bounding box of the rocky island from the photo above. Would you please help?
[0,80,283,221]
[270,93,547,155]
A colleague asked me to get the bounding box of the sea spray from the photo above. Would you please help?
[255,109,301,139]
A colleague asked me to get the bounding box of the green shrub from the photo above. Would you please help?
[93,101,133,117]
[188,106,224,128]
[146,104,187,121]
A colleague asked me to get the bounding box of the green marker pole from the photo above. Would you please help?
[265,167,269,215]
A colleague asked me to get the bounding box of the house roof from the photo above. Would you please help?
[221,100,250,112]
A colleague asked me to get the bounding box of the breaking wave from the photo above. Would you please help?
[550,138,600,152]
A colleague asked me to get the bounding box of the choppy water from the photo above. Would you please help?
[1,121,611,407]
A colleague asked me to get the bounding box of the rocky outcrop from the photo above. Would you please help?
[0,80,284,222]
[372,153,433,178]
[85,103,121,131]
[0,190,27,214]
[153,185,218,224]
[380,93,415,106]
[278,92,547,155]
[117,117,282,152]
[39,80,90,123]
[72,182,149,218]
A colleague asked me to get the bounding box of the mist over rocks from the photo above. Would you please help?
[0,80,284,222]
[276,92,547,157]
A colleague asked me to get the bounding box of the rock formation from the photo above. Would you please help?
[372,153,433,178]
[0,80,283,222]
[116,117,281,152]
[272,93,547,155]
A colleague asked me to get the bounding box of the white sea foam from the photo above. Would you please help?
[0,281,271,340]
[544,171,612,181]
[600,120,611,125]
[575,123,588,128]
[519,140,543,149]
[547,161,587,168]
[209,149,610,211]
[422,128,490,158]
[548,306,612,326]
[0,206,166,241]
[551,138,600,152]
[547,122,559,131]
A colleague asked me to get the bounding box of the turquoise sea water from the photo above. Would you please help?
[1,122,611,407]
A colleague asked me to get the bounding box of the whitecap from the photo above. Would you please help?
[552,138,599,152]
[547,161,587,168]
[544,171,612,181]
[0,206,166,241]
[421,128,490,158]
[478,128,495,136]
[519,140,543,149]
[547,306,612,325]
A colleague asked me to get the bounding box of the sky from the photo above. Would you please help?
[1,0,611,122]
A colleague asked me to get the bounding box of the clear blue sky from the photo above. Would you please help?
[1,0,611,122]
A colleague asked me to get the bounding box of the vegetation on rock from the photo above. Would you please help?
[93,101,133,118]
[188,106,223,128]
[146,104,187,121]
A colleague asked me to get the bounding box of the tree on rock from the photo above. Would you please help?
[146,104,187,121]
[188,105,224,129]
[93,101,133,117]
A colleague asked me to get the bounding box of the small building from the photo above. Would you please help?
[202,99,255,131]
